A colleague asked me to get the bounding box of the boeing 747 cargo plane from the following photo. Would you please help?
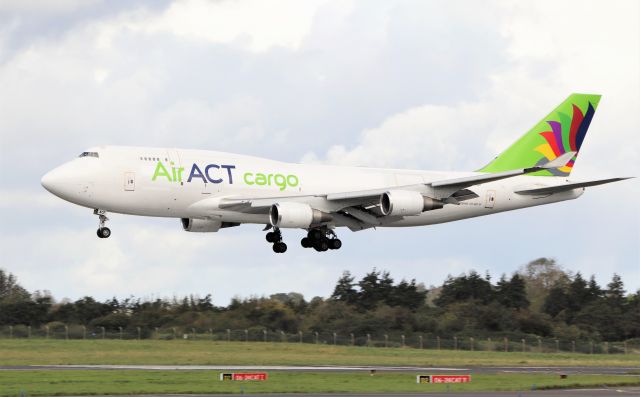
[41,94,630,253]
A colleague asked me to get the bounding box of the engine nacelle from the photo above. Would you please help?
[181,218,222,232]
[380,190,444,216]
[269,202,332,228]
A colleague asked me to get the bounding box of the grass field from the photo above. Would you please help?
[1,370,640,396]
[1,340,639,395]
[1,339,639,367]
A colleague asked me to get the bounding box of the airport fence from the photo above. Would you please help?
[0,324,638,354]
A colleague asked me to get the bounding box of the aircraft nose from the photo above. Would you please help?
[41,168,59,194]
[41,163,85,199]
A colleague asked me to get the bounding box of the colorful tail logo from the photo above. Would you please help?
[478,94,601,176]
[535,102,596,176]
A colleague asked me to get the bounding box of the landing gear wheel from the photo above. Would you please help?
[306,227,341,251]
[98,227,111,239]
[94,209,111,239]
[273,242,287,253]
[267,228,286,253]
[314,239,329,252]
[266,231,278,243]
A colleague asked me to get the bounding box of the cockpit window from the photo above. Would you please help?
[79,152,99,158]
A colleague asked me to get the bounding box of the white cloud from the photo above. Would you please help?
[152,96,269,148]
[302,102,488,170]
[133,0,331,53]
[0,0,99,14]
[304,0,640,179]
[0,190,64,209]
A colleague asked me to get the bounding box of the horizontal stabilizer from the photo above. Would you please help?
[515,177,633,195]
[432,152,576,191]
[539,151,576,170]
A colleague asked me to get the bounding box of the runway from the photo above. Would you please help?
[5,365,639,396]
[51,388,640,397]
[2,364,638,375]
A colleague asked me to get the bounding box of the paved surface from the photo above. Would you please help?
[2,364,639,375]
[52,388,640,397]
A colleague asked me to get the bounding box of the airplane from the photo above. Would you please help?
[41,93,631,253]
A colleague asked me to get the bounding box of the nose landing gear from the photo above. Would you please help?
[301,227,342,252]
[94,209,111,239]
[266,228,287,253]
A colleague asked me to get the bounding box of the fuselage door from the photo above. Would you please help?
[485,189,496,208]
[124,172,135,191]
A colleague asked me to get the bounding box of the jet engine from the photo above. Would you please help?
[270,202,332,228]
[380,190,444,216]
[181,218,222,232]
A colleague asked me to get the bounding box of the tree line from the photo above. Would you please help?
[1,258,638,341]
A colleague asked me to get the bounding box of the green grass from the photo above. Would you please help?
[0,339,638,367]
[1,370,639,396]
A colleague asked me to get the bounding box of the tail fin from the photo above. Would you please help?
[478,93,601,176]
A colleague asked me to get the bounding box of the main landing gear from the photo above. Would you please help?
[265,226,341,253]
[94,209,111,239]
[266,228,287,253]
[301,227,342,252]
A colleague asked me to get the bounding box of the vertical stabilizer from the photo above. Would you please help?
[479,94,601,176]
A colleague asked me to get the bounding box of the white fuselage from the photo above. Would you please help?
[41,146,583,229]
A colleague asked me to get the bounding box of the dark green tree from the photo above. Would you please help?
[0,269,30,303]
[587,275,602,300]
[566,272,590,320]
[606,274,626,309]
[387,279,427,310]
[496,273,529,310]
[434,271,493,307]
[358,269,386,310]
[542,282,570,318]
[330,271,358,304]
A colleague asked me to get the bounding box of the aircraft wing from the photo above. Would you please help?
[212,151,579,214]
[514,177,632,195]
[319,152,576,204]
[195,151,590,232]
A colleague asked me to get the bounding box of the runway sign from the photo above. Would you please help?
[417,375,471,384]
[219,372,268,381]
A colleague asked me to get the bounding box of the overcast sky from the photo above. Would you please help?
[0,0,638,305]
